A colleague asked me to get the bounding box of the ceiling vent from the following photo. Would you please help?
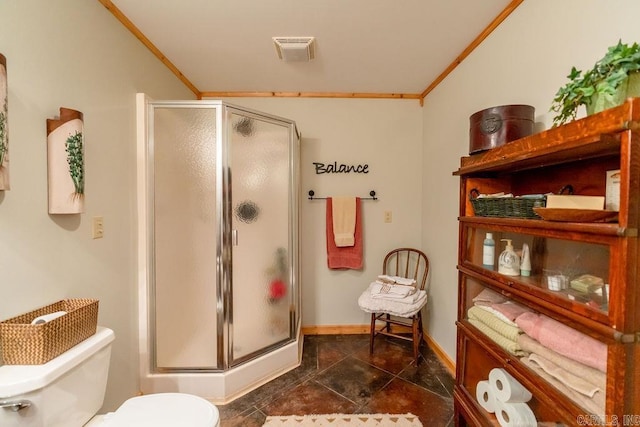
[273,37,316,62]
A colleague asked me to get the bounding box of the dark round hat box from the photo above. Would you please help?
[469,105,535,154]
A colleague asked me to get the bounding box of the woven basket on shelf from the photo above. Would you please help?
[469,189,546,219]
[0,299,98,365]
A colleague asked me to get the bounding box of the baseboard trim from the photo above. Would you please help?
[422,333,455,376]
[301,324,455,376]
[302,325,370,335]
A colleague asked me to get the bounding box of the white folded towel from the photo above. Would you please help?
[370,282,419,303]
[359,283,428,317]
[372,290,422,304]
[377,275,416,286]
[474,304,518,327]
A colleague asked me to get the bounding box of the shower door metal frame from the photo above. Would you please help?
[222,104,301,368]
[144,99,300,373]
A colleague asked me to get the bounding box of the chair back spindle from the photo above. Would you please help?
[383,248,429,291]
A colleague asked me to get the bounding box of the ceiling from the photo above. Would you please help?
[102,0,520,99]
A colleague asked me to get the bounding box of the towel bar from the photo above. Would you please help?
[308,190,377,200]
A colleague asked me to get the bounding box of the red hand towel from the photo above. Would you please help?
[326,197,363,269]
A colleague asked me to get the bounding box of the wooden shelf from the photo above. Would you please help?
[458,215,631,237]
[454,98,640,426]
[454,98,640,177]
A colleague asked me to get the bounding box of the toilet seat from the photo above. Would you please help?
[100,393,219,426]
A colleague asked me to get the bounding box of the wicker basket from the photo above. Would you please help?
[0,299,98,365]
[470,189,546,219]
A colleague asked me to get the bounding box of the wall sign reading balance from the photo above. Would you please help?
[313,161,369,174]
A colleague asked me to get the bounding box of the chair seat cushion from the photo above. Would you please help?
[358,283,428,317]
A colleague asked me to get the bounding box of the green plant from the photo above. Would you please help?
[65,130,84,196]
[550,40,640,126]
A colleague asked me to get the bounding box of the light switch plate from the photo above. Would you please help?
[92,216,104,239]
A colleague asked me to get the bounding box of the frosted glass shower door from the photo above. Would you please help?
[152,106,218,370]
[228,110,292,363]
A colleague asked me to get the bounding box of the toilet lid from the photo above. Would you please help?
[105,393,219,427]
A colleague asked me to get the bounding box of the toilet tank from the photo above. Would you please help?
[0,326,114,427]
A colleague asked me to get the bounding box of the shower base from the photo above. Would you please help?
[140,332,302,404]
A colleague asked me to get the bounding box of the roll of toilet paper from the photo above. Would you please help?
[476,380,496,413]
[494,400,537,427]
[489,368,532,403]
[31,311,67,325]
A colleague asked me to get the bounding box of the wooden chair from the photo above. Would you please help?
[358,248,430,365]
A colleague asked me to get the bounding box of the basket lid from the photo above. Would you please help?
[105,393,219,426]
[0,327,114,397]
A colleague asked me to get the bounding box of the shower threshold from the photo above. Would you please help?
[140,331,302,404]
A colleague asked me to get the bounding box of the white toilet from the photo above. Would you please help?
[0,327,220,427]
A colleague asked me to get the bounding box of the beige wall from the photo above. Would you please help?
[2,0,640,413]
[218,98,424,328]
[0,0,193,411]
[0,1,424,410]
[421,0,640,360]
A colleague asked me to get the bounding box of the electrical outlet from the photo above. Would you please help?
[384,211,392,223]
[92,216,104,239]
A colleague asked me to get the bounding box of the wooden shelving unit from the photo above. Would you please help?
[453,99,640,426]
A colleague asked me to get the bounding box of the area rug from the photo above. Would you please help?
[262,413,423,426]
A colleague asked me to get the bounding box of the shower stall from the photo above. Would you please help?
[135,95,301,402]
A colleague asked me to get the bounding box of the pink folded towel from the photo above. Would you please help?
[515,312,607,372]
[326,197,363,269]
[472,288,507,306]
[518,334,606,393]
[490,301,532,322]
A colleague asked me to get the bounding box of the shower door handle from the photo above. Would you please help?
[232,229,239,246]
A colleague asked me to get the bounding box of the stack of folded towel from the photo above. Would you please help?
[467,304,527,357]
[519,334,606,416]
[370,275,418,302]
[468,288,531,356]
[516,312,607,416]
[376,275,416,286]
[468,288,607,416]
[358,275,427,317]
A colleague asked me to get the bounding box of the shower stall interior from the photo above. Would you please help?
[136,94,301,402]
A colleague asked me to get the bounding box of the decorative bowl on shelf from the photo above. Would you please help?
[532,208,618,223]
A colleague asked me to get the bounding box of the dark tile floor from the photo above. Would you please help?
[217,334,455,426]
